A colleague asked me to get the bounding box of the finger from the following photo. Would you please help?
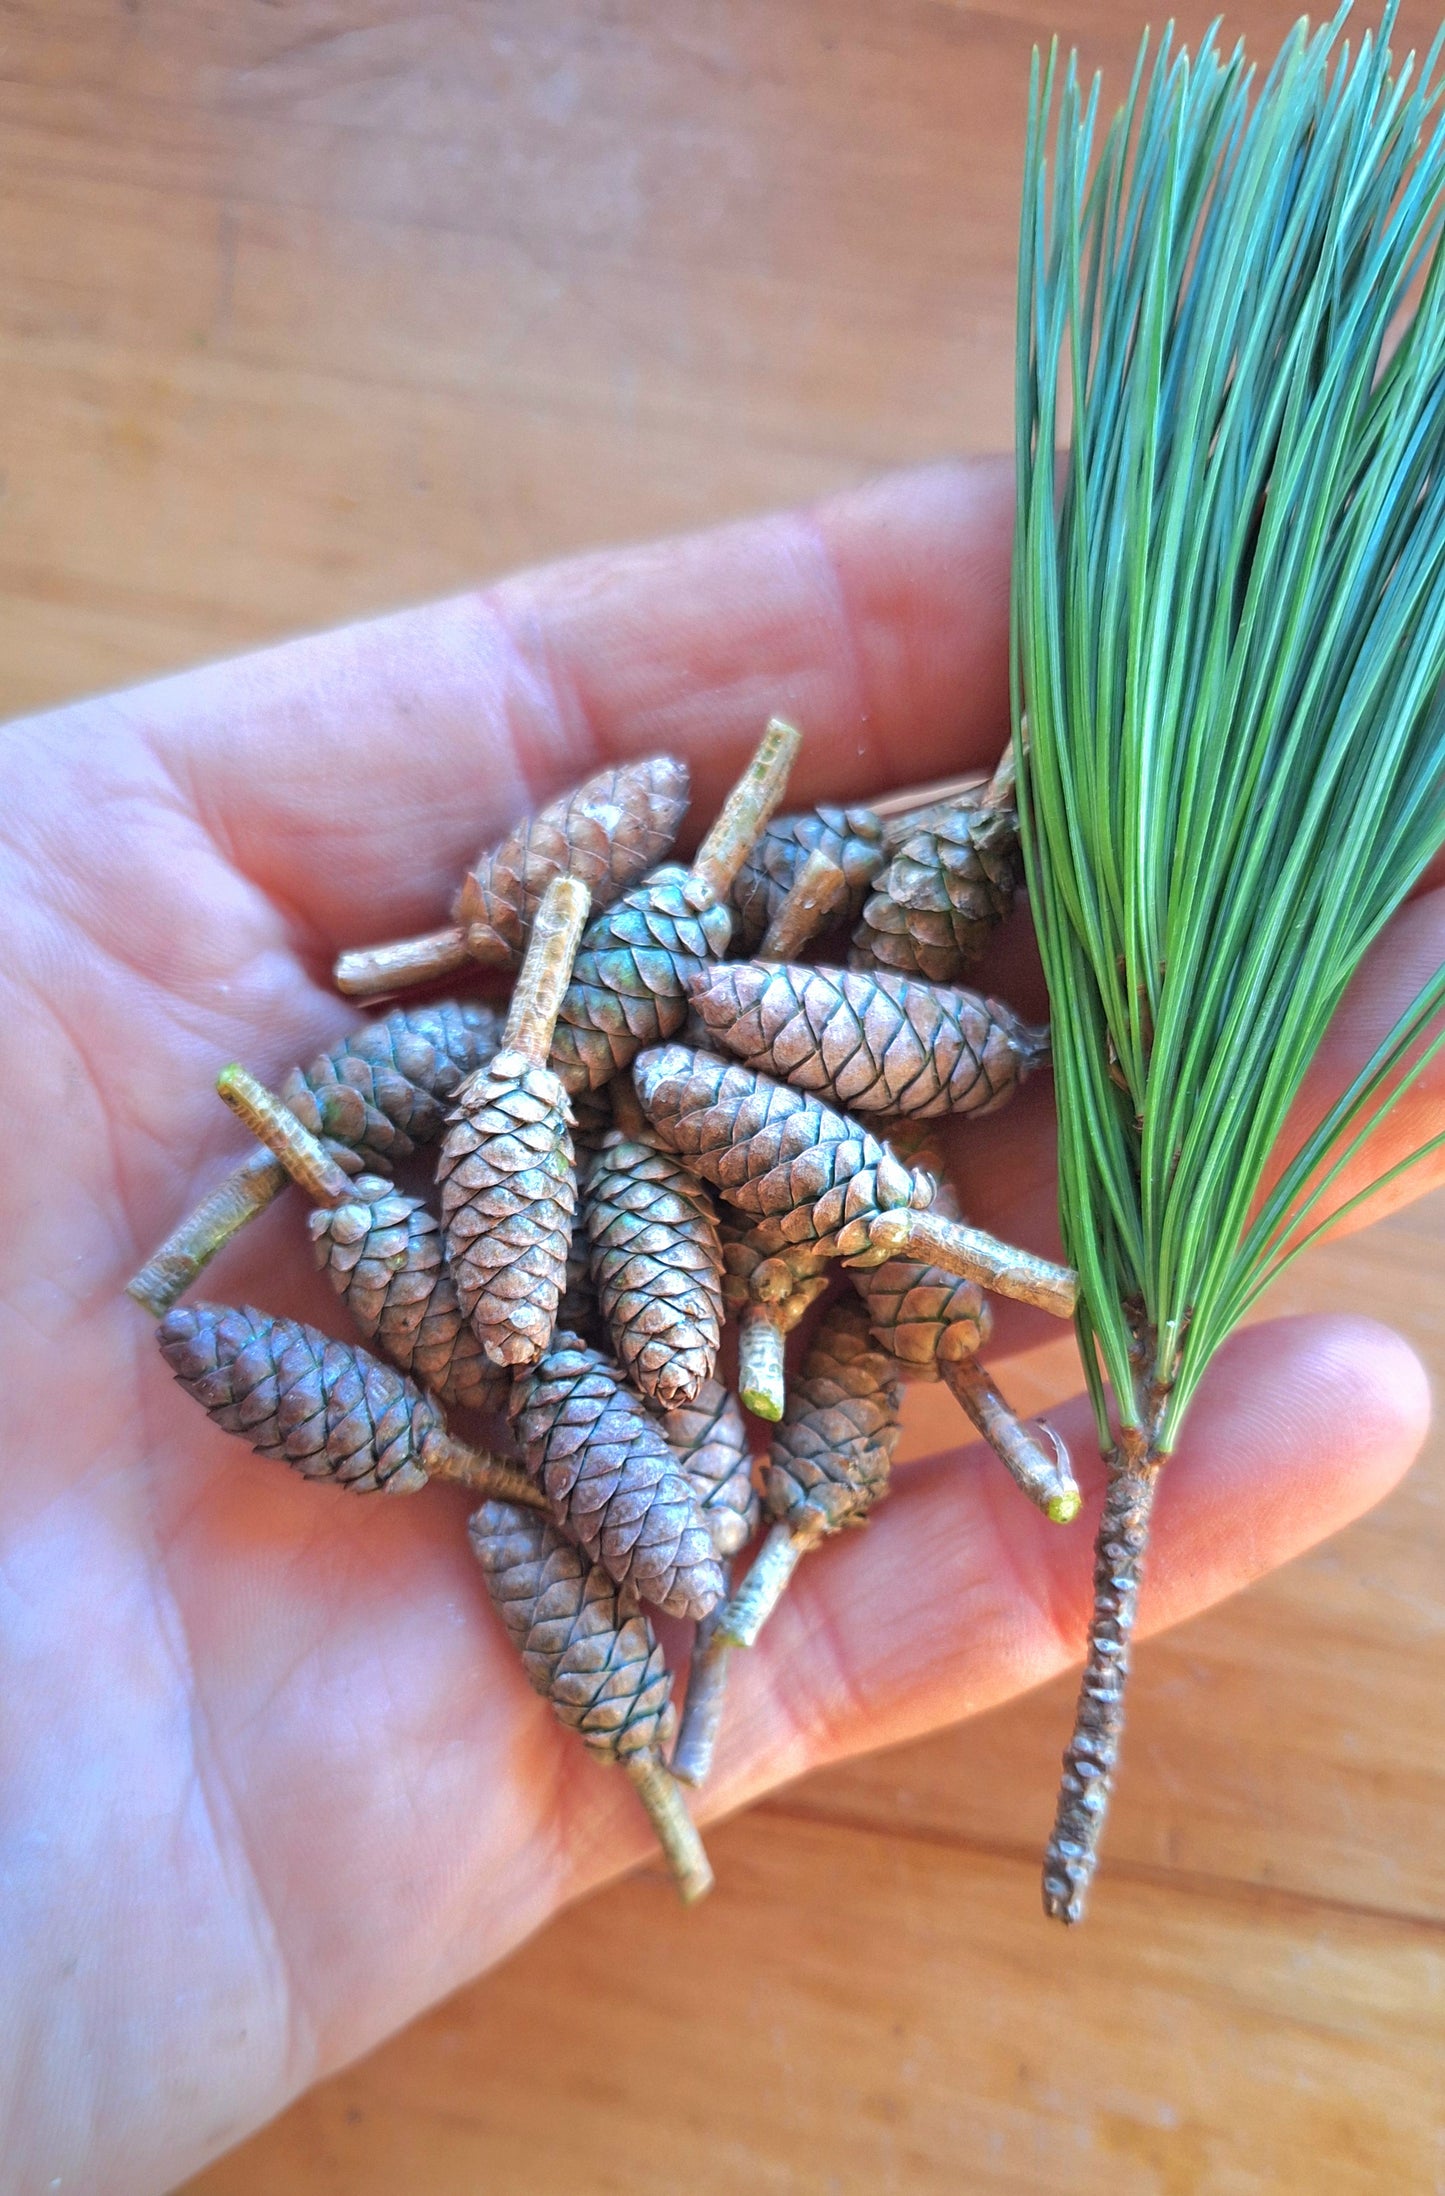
[89,459,1014,948]
[694,1311,1428,1818]
[1278,887,1445,1226]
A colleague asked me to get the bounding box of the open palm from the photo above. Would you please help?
[1,458,1438,2196]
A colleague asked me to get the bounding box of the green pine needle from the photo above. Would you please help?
[1014,3,1445,1458]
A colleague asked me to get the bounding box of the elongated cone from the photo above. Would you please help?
[849,1137,987,1376]
[309,1181,510,1414]
[633,1045,933,1260]
[468,1501,713,1902]
[282,1001,504,1172]
[851,763,1022,982]
[333,756,689,995]
[763,1293,902,1534]
[455,757,689,959]
[730,805,886,952]
[438,1055,577,1367]
[156,1302,541,1506]
[718,1295,902,1647]
[469,1499,677,1761]
[127,1001,503,1317]
[212,1062,512,1418]
[688,961,1048,1120]
[652,1377,758,1559]
[852,1225,991,1377]
[658,1378,760,1789]
[584,1115,724,1409]
[438,878,590,1369]
[548,870,733,1092]
[718,1208,829,1422]
[511,1335,725,1620]
[548,721,802,1092]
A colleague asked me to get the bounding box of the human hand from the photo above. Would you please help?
[1,457,1438,2196]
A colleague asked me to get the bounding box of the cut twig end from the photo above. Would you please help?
[758,847,850,960]
[865,1209,1078,1319]
[625,1754,714,1903]
[123,1146,290,1317]
[215,1063,351,1206]
[332,924,476,998]
[737,1308,787,1421]
[684,717,804,910]
[501,873,592,1059]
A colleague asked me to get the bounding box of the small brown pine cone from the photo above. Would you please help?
[688,961,1047,1121]
[729,806,886,953]
[718,1209,829,1320]
[852,1158,990,1377]
[158,1302,438,1492]
[454,756,690,965]
[511,1336,725,1619]
[764,1294,903,1533]
[851,799,1023,981]
[584,1127,724,1408]
[282,1000,503,1176]
[852,1243,991,1379]
[633,1045,933,1259]
[548,868,735,1094]
[650,1378,758,1558]
[469,1501,676,1763]
[308,1179,508,1414]
[437,1051,576,1370]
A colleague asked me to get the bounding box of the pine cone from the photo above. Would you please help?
[158,1302,438,1493]
[651,1378,758,1558]
[309,1180,508,1414]
[548,868,734,1094]
[851,800,1023,981]
[437,1051,576,1369]
[511,1336,724,1618]
[851,1159,990,1377]
[764,1295,903,1533]
[633,1045,933,1258]
[584,1126,724,1408]
[852,1239,991,1378]
[688,961,1047,1120]
[453,756,689,965]
[730,806,886,952]
[469,1501,676,1763]
[718,1209,829,1322]
[282,1000,502,1176]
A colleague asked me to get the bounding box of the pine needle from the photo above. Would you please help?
[1014,3,1445,1923]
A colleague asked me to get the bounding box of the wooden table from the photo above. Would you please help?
[5,6,1441,2189]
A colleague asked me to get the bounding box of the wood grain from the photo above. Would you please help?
[1,4,1439,2190]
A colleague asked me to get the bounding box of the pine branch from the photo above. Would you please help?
[1015,2,1445,1922]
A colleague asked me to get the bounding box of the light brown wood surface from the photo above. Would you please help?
[3,5,1441,2190]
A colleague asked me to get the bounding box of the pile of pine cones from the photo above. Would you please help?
[128,721,1077,1900]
